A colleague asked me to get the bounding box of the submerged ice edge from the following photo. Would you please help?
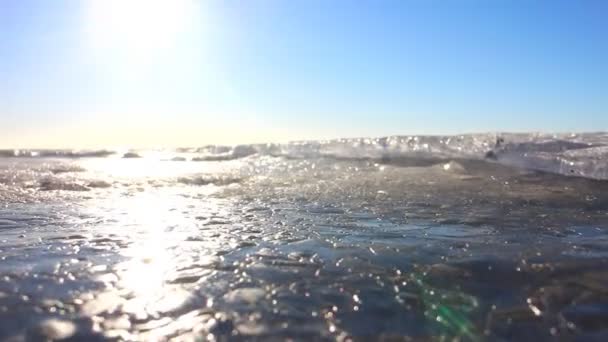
[1,132,607,180]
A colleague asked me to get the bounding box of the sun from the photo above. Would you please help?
[84,0,197,62]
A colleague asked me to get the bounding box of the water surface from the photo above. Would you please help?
[1,134,608,341]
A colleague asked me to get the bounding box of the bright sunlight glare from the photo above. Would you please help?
[84,0,197,62]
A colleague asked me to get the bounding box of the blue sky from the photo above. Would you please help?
[1,0,607,148]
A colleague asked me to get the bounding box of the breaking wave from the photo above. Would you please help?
[2,132,607,180]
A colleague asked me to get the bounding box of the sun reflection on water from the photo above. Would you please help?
[78,172,229,330]
[116,193,185,317]
[69,163,244,341]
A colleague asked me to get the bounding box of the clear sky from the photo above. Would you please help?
[1,0,607,148]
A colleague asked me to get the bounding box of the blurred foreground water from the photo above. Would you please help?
[1,134,608,341]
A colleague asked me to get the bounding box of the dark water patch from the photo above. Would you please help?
[87,180,112,189]
[192,155,241,162]
[122,152,141,159]
[50,165,86,174]
[306,206,346,215]
[0,219,21,229]
[38,179,90,191]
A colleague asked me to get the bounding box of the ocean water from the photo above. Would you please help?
[1,133,608,341]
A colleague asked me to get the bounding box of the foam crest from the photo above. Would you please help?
[3,132,607,179]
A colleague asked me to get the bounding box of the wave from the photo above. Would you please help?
[192,145,257,161]
[0,149,115,158]
[2,133,607,180]
[253,132,608,180]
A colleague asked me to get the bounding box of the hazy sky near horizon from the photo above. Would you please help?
[1,0,607,148]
